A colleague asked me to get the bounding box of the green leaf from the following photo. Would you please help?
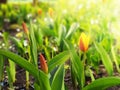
[6,66,13,88]
[65,23,79,39]
[48,51,69,72]
[71,64,77,89]
[38,70,51,90]
[88,68,95,82]
[34,83,41,90]
[10,37,24,53]
[94,42,113,75]
[3,32,9,48]
[111,46,120,72]
[0,55,4,81]
[34,27,43,46]
[29,23,38,67]
[51,65,65,90]
[0,55,4,90]
[82,77,120,90]
[64,40,85,88]
[0,49,39,79]
[58,24,66,44]
[58,24,66,50]
[9,59,16,82]
[42,27,56,37]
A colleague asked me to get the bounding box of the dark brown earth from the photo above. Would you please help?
[1,68,120,90]
[64,65,120,90]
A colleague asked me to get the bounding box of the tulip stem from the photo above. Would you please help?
[26,57,30,90]
[26,71,29,90]
[26,46,30,90]
[89,67,95,81]
[82,53,86,66]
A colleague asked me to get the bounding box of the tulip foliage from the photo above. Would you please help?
[0,21,120,90]
[0,0,120,90]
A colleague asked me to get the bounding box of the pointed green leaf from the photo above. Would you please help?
[34,27,43,46]
[82,77,120,90]
[64,40,85,88]
[58,24,66,46]
[0,49,39,78]
[38,70,51,90]
[111,46,120,72]
[51,65,65,90]
[65,23,79,39]
[6,66,13,88]
[94,42,113,75]
[0,55,4,81]
[29,23,38,67]
[10,37,24,51]
[48,51,69,72]
[9,59,16,82]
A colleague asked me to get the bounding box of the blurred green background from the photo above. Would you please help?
[0,0,120,48]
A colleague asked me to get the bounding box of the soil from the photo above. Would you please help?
[1,65,120,90]
[64,64,120,90]
[1,66,34,90]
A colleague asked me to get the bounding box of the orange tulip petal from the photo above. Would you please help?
[80,36,86,52]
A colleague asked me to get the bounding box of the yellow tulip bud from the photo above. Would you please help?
[48,8,54,17]
[79,32,89,52]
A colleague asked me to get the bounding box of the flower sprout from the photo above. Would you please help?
[22,22,29,35]
[39,54,48,74]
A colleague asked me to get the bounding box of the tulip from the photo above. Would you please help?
[22,22,29,35]
[39,54,48,74]
[38,8,42,15]
[48,8,54,17]
[79,32,89,52]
